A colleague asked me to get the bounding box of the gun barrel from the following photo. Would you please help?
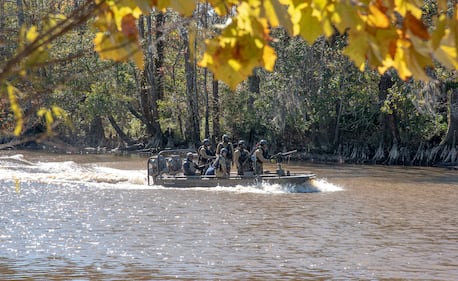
[281,150,298,156]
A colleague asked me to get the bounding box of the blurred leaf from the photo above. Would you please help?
[366,2,390,29]
[7,84,23,136]
[431,8,458,69]
[199,2,276,89]
[206,0,239,16]
[404,11,429,40]
[37,108,54,135]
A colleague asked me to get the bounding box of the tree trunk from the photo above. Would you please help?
[107,115,132,144]
[204,68,210,138]
[87,116,105,147]
[333,97,343,146]
[379,72,400,144]
[438,87,458,164]
[247,70,259,146]
[441,88,458,146]
[376,72,400,163]
[155,12,165,100]
[212,75,220,142]
[0,0,5,59]
[181,27,200,147]
[16,0,24,27]
[202,4,210,138]
[137,14,162,146]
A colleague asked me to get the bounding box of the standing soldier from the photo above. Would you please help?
[214,148,230,178]
[254,139,269,175]
[233,140,250,175]
[216,134,234,174]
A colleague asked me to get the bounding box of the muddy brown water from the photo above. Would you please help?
[0,151,457,280]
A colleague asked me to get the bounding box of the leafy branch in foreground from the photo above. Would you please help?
[91,0,458,89]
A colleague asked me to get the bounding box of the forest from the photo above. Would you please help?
[1,0,457,166]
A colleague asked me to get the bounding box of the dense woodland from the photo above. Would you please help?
[1,1,458,166]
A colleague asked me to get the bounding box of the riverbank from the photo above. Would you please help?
[2,141,457,170]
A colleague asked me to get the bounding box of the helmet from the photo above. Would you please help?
[259,139,267,146]
[222,134,229,142]
[238,140,245,146]
[202,138,210,145]
[186,152,193,158]
[221,148,228,154]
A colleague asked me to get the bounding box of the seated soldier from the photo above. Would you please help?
[198,139,216,173]
[183,152,201,176]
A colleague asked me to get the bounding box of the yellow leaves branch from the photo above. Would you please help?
[3,84,70,138]
[7,84,23,136]
[37,106,70,136]
[4,0,458,99]
[199,2,277,89]
[0,0,103,82]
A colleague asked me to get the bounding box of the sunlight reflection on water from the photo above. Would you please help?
[0,152,457,280]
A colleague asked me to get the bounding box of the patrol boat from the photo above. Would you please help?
[146,149,316,188]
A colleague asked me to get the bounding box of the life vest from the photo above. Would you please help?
[218,142,233,159]
[256,147,268,163]
[198,145,213,163]
[239,149,249,165]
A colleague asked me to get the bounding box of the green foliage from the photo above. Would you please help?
[1,0,454,159]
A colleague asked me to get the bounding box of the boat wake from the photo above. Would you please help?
[201,178,342,194]
[0,154,342,193]
[0,154,147,190]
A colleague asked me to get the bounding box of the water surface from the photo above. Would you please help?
[1,151,457,280]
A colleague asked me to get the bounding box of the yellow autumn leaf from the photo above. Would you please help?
[26,26,39,43]
[404,11,429,40]
[111,5,137,30]
[116,0,144,17]
[380,34,432,81]
[7,84,23,136]
[37,108,55,135]
[199,3,276,89]
[394,0,422,18]
[121,14,139,40]
[262,44,277,71]
[260,0,293,34]
[431,14,447,50]
[381,44,411,80]
[126,0,152,15]
[14,177,20,193]
[155,0,197,17]
[343,30,369,70]
[94,30,144,69]
[403,47,432,81]
[332,1,364,35]
[292,4,323,43]
[431,10,458,69]
[366,3,390,29]
[205,0,239,16]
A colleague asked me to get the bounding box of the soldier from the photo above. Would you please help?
[254,139,269,175]
[233,140,250,175]
[216,134,234,173]
[198,139,216,173]
[183,152,201,176]
[213,148,230,178]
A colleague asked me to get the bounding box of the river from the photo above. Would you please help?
[1,150,457,280]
